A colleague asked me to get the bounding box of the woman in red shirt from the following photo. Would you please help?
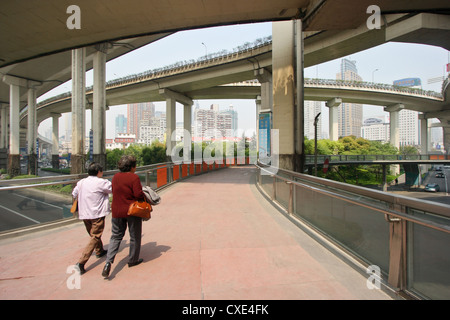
[102,155,145,279]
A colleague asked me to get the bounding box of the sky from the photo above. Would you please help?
[37,21,449,140]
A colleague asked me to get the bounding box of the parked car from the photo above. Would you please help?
[436,172,445,178]
[424,183,440,192]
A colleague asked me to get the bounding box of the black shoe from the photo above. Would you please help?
[75,263,86,275]
[102,262,111,278]
[128,259,143,267]
[96,250,107,258]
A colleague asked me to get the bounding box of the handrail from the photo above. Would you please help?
[257,163,450,234]
[257,162,450,219]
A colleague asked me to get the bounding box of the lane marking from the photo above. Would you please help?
[0,203,40,224]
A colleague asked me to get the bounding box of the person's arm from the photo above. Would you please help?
[132,175,145,201]
[72,181,80,199]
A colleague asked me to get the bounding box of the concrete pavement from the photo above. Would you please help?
[0,166,393,300]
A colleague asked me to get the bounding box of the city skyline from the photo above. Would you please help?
[37,22,449,144]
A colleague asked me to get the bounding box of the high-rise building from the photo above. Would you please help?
[393,78,420,146]
[361,116,390,142]
[336,59,363,138]
[304,101,322,139]
[115,114,127,137]
[127,102,155,138]
[193,104,239,139]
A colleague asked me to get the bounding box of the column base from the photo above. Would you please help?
[27,153,37,176]
[92,154,107,171]
[278,154,305,173]
[52,155,60,169]
[70,154,86,174]
[8,154,21,178]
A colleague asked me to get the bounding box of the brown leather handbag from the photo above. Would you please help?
[127,198,152,221]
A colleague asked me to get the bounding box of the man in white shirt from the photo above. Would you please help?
[72,162,112,274]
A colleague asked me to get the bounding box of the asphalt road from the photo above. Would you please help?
[0,170,72,233]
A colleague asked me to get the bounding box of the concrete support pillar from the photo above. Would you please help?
[443,122,450,158]
[0,103,7,149]
[8,84,20,177]
[92,45,107,169]
[272,20,304,172]
[71,48,86,174]
[159,88,192,161]
[326,98,342,141]
[27,87,37,175]
[165,97,176,159]
[183,104,192,163]
[385,104,404,150]
[254,68,273,112]
[51,113,61,169]
[385,104,404,175]
[418,114,428,155]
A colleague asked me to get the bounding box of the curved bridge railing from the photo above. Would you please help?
[255,161,450,300]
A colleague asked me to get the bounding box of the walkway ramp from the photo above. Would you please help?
[0,166,391,300]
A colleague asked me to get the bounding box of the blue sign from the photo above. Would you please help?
[89,129,93,161]
[393,78,421,87]
[258,113,271,163]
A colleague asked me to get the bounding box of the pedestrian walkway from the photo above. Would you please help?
[0,166,392,300]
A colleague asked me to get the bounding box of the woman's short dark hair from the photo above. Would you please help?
[118,155,137,172]
[88,162,103,176]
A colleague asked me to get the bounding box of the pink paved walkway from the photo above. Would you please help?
[0,166,392,300]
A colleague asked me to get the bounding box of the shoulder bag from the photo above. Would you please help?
[128,198,152,221]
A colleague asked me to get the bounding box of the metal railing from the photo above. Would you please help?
[305,154,450,164]
[255,161,450,300]
[0,159,244,236]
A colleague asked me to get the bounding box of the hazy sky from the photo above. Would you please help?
[37,21,449,139]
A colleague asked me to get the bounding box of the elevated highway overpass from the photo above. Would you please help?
[1,1,450,301]
[1,2,449,175]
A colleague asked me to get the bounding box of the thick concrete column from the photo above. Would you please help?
[8,84,20,177]
[165,97,176,159]
[183,103,192,163]
[71,48,86,174]
[0,103,7,149]
[326,98,342,141]
[385,104,404,175]
[418,113,428,155]
[51,113,61,169]
[159,89,192,161]
[443,124,450,158]
[27,87,37,175]
[385,104,404,150]
[92,45,107,169]
[272,20,304,172]
[254,68,273,112]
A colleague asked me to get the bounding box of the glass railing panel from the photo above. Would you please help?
[0,183,75,233]
[274,177,290,209]
[294,184,390,272]
[407,209,450,300]
[260,173,273,198]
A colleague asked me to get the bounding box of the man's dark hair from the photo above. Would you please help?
[118,155,137,172]
[88,162,103,176]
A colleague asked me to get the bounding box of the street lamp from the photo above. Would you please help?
[372,68,379,83]
[202,42,207,58]
[314,112,321,176]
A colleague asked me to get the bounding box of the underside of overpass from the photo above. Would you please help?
[1,0,450,175]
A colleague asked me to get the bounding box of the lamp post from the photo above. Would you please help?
[202,42,207,59]
[372,68,379,83]
[314,112,321,176]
